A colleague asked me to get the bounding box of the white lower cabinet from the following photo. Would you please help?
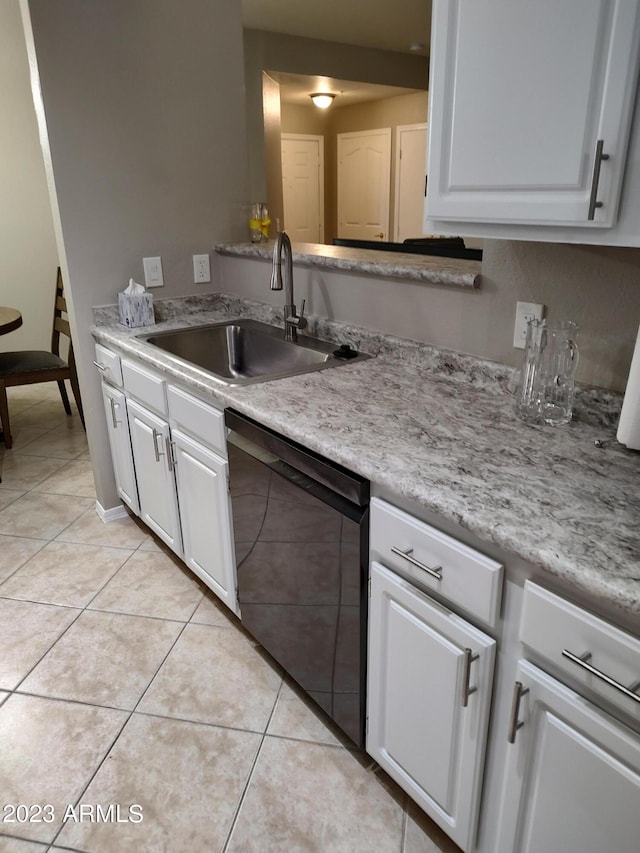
[495,659,640,853]
[172,428,237,612]
[95,345,239,615]
[367,560,496,852]
[100,381,138,514]
[126,397,182,555]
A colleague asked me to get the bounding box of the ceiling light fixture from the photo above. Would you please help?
[310,92,336,109]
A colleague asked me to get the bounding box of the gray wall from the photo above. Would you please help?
[0,0,58,352]
[216,241,640,393]
[25,0,249,509]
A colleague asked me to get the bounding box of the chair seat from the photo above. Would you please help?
[0,350,67,377]
[0,268,84,451]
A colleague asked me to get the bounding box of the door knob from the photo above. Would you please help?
[374,232,384,239]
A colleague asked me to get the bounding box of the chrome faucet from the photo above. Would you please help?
[270,231,306,342]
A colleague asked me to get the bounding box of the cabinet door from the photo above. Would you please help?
[496,660,640,853]
[101,381,139,513]
[426,0,640,227]
[172,428,239,615]
[367,561,496,852]
[126,398,182,555]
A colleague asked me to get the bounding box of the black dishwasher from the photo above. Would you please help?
[225,409,369,747]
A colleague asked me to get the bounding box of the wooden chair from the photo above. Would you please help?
[0,267,84,449]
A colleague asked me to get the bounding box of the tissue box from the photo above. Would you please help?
[118,291,155,328]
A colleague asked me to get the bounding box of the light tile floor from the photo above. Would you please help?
[0,384,460,853]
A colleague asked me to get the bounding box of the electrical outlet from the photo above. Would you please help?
[513,301,545,348]
[193,254,211,284]
[143,256,164,288]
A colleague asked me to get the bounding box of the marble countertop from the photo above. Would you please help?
[215,241,481,289]
[92,294,640,623]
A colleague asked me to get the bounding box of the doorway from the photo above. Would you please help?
[281,134,324,243]
[394,123,428,242]
[337,128,391,241]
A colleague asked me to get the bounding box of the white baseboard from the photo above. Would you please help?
[95,501,130,523]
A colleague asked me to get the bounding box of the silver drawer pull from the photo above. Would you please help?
[508,681,530,744]
[462,648,479,707]
[391,546,443,580]
[93,360,108,372]
[587,139,610,220]
[562,649,640,705]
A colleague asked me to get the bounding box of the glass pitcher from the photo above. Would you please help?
[515,320,579,425]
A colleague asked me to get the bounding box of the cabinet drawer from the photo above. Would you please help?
[122,358,167,415]
[521,582,640,718]
[370,497,503,627]
[94,343,123,387]
[167,385,226,456]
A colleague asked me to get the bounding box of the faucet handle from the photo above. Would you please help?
[296,299,307,330]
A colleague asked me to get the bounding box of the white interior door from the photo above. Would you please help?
[337,128,391,240]
[394,123,428,242]
[281,134,324,243]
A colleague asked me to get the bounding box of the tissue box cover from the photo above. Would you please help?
[118,291,154,328]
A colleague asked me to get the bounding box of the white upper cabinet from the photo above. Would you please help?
[425,0,640,240]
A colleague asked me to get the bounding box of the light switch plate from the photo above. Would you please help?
[514,301,544,348]
[143,256,164,288]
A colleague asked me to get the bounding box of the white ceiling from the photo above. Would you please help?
[243,1,431,107]
[241,0,432,56]
[270,71,423,107]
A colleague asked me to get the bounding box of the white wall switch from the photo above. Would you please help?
[143,256,164,288]
[193,253,211,283]
[513,301,545,349]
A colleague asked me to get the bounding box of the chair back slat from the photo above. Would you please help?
[51,267,71,356]
[54,317,71,338]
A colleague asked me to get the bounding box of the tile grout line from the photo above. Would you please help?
[221,676,286,853]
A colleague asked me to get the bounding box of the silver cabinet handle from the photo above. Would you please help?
[462,648,479,707]
[151,428,165,463]
[508,681,530,744]
[109,398,121,429]
[93,360,107,372]
[562,649,640,705]
[390,546,443,580]
[165,437,176,472]
[587,139,610,220]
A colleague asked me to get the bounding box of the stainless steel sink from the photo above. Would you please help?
[140,319,369,385]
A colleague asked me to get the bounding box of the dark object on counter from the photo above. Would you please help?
[333,236,482,261]
[333,344,359,359]
[225,408,370,748]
